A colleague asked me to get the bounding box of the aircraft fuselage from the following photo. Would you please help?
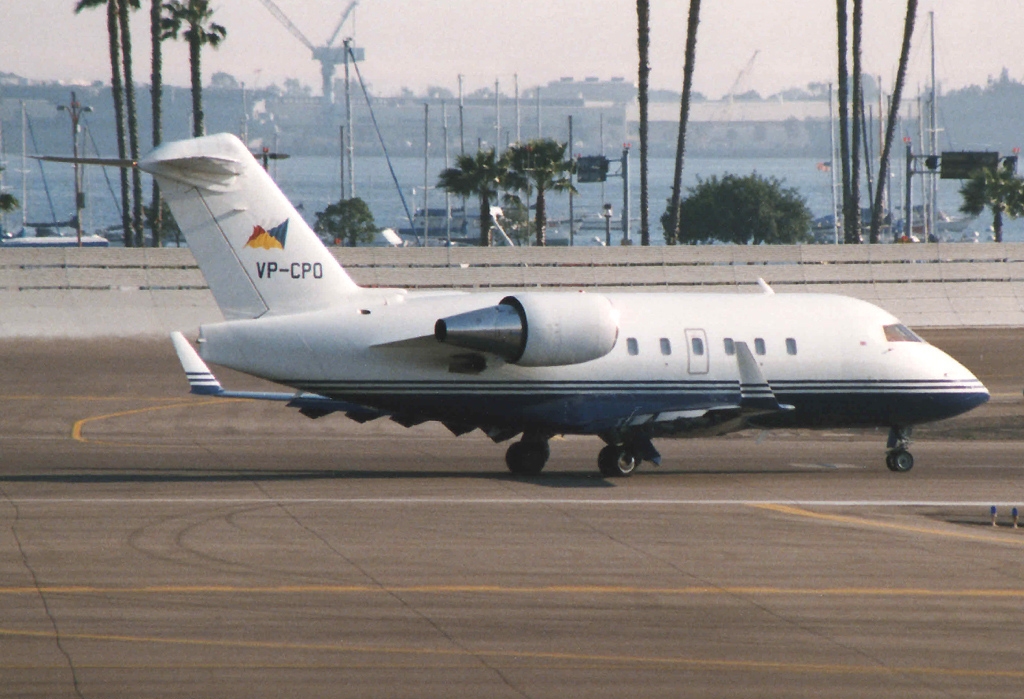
[197,289,988,437]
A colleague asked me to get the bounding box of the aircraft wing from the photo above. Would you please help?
[615,341,794,445]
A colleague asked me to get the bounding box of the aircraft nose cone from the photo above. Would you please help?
[936,358,989,420]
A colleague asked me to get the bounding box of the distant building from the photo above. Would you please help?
[628,98,832,157]
[534,77,636,105]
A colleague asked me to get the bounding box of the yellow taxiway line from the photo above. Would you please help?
[2,583,1024,598]
[0,626,1021,679]
[755,503,1024,546]
[71,397,241,446]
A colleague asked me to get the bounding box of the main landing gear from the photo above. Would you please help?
[885,426,914,472]
[504,436,645,477]
[597,444,638,477]
[505,435,550,476]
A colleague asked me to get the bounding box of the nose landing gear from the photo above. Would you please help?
[886,426,914,472]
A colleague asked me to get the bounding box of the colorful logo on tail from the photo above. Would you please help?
[245,220,289,250]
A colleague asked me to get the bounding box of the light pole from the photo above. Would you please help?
[57,91,92,246]
[602,203,613,247]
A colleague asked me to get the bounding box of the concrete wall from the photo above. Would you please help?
[3,243,1024,336]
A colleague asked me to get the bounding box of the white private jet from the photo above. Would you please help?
[128,133,987,477]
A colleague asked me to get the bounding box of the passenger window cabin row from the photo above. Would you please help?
[625,336,798,357]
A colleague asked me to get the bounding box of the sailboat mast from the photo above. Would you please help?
[918,93,927,239]
[0,91,4,232]
[21,101,28,227]
[344,39,355,199]
[443,101,451,246]
[423,102,429,247]
[514,73,521,144]
[829,82,839,244]
[928,10,938,240]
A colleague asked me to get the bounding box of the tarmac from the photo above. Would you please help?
[1,329,1023,698]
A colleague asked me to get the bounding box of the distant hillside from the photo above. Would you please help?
[2,71,1023,159]
[939,70,1024,153]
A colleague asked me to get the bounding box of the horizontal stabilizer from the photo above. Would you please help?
[140,154,243,190]
[33,155,136,168]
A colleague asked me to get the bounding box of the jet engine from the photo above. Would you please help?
[434,292,619,367]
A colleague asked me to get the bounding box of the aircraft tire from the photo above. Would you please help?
[598,445,637,477]
[505,439,549,476]
[886,450,914,473]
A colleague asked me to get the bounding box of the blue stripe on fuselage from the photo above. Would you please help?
[282,379,988,433]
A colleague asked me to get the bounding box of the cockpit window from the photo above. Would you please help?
[883,323,924,343]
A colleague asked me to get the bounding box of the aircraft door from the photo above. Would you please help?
[685,329,709,374]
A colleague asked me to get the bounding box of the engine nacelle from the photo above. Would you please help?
[435,292,619,367]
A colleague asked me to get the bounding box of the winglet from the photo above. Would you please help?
[170,331,223,396]
[735,341,791,412]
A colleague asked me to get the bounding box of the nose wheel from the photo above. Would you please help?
[886,449,914,472]
[885,426,914,472]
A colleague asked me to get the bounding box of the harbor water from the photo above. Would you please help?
[3,151,1019,244]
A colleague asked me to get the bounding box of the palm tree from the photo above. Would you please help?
[505,139,576,246]
[117,0,144,246]
[0,166,19,215]
[75,0,136,246]
[437,149,506,246]
[836,0,853,243]
[849,0,863,243]
[163,0,227,137]
[666,0,702,245]
[149,0,165,246]
[636,0,651,245]
[870,0,917,244]
[959,163,1024,242]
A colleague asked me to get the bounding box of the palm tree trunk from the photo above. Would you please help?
[479,194,491,246]
[637,0,650,246]
[190,31,203,136]
[107,0,132,246]
[118,0,144,247]
[870,0,917,244]
[667,0,701,246]
[994,205,1003,242]
[150,0,163,247]
[535,187,547,246]
[836,0,853,244]
[849,0,863,243]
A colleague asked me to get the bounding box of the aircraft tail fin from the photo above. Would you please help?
[142,134,361,320]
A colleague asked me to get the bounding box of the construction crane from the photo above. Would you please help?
[256,0,364,106]
[716,50,759,122]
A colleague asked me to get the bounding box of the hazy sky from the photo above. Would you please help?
[1,1,1021,99]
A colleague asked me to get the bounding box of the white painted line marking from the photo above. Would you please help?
[3,498,1023,507]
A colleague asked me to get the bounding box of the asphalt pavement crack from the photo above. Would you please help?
[251,481,534,699]
[0,486,86,699]
[542,498,947,695]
